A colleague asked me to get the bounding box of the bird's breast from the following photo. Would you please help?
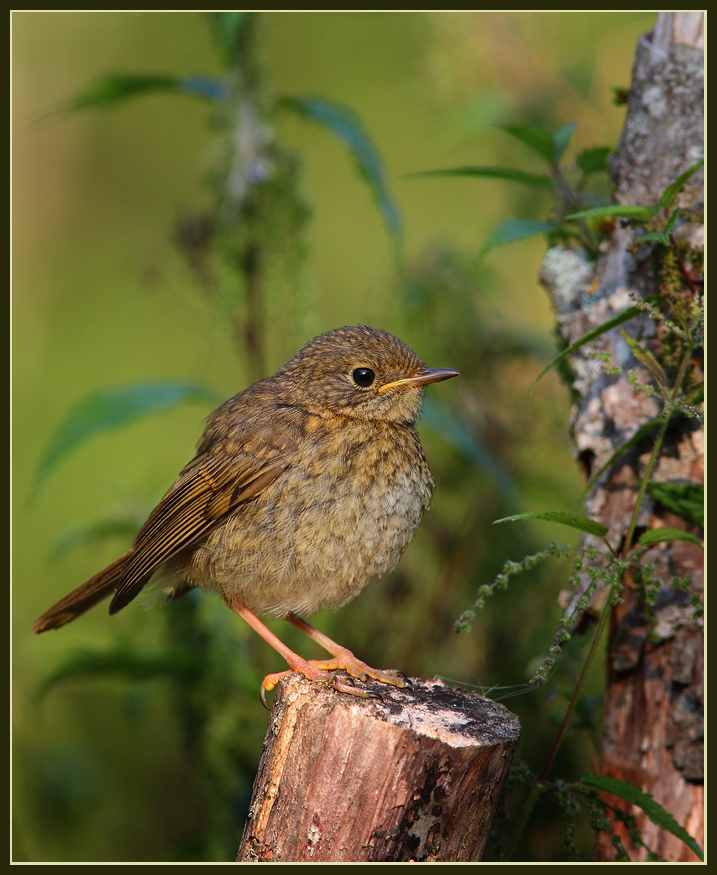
[183,421,434,618]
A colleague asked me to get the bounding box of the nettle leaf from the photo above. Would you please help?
[659,158,704,210]
[497,124,556,163]
[577,146,611,175]
[408,166,552,191]
[478,218,558,259]
[579,774,704,861]
[646,481,703,528]
[32,381,224,498]
[638,528,703,549]
[552,122,577,163]
[62,73,226,113]
[494,511,609,542]
[619,330,666,387]
[634,208,682,246]
[566,204,654,222]
[530,300,658,392]
[279,95,402,250]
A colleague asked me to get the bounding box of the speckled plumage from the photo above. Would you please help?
[33,326,457,690]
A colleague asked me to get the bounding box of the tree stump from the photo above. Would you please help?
[237,675,520,862]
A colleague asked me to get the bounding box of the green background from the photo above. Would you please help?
[13,10,655,862]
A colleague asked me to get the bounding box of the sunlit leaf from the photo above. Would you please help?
[494,511,610,542]
[579,774,704,861]
[530,301,656,392]
[408,166,552,191]
[637,528,702,549]
[577,146,611,175]
[478,218,558,259]
[279,95,402,250]
[32,382,224,498]
[659,159,704,210]
[497,124,555,163]
[646,481,703,528]
[566,204,654,221]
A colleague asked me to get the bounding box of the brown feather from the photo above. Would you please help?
[32,551,132,633]
[109,456,290,613]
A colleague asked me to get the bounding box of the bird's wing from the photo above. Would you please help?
[109,447,290,612]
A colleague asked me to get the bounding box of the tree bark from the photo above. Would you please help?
[540,11,703,863]
[236,675,520,862]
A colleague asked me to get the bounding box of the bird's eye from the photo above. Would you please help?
[351,367,376,388]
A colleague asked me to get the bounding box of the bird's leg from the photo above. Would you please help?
[286,612,408,689]
[223,598,379,705]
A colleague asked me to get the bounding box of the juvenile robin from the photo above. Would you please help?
[33,325,458,701]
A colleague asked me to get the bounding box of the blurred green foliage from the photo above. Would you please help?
[13,10,656,862]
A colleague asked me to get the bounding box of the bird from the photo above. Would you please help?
[33,325,458,702]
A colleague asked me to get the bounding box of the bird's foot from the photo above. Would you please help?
[308,647,408,690]
[259,649,407,708]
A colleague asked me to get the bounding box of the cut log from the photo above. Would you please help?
[237,675,520,862]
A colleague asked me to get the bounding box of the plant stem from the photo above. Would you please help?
[503,332,694,861]
[622,340,693,558]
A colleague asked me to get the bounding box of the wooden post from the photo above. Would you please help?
[237,675,520,862]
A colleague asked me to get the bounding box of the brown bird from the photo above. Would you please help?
[33,326,458,702]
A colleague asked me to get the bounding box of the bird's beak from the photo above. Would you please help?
[377,367,459,394]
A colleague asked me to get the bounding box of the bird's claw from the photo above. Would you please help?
[260,685,271,710]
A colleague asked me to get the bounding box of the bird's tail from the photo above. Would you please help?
[33,551,133,634]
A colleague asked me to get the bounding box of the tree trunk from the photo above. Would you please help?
[236,676,520,862]
[540,11,703,862]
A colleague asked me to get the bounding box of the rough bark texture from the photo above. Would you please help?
[237,676,520,862]
[540,12,703,863]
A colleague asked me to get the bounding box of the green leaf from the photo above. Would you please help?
[579,774,704,861]
[50,515,144,560]
[634,207,682,246]
[619,330,666,387]
[407,166,552,191]
[478,218,558,259]
[646,481,703,528]
[279,95,402,250]
[576,146,611,175]
[565,204,654,221]
[60,73,227,113]
[530,300,659,392]
[494,511,609,541]
[497,124,556,163]
[659,159,704,210]
[32,381,224,499]
[638,528,703,549]
[552,122,577,163]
